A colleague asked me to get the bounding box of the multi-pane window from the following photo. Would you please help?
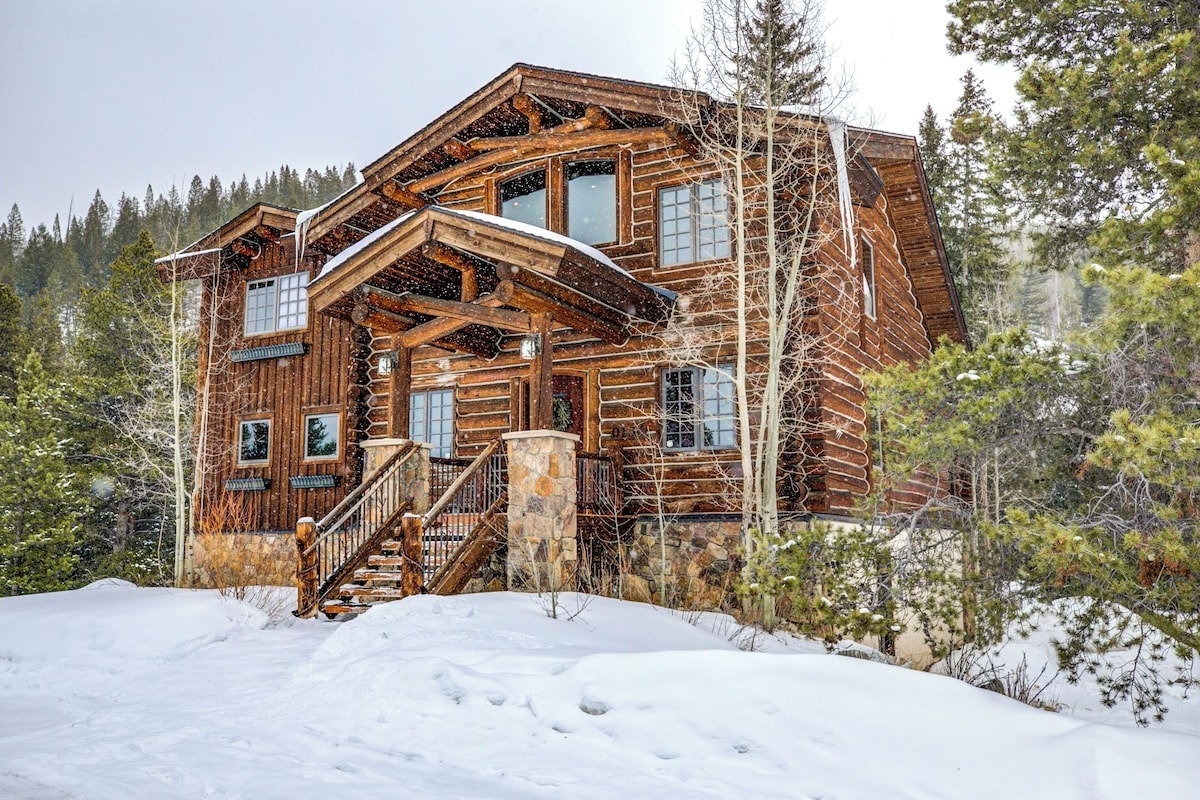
[244,272,308,336]
[566,160,616,245]
[304,413,339,460]
[659,179,731,266]
[409,388,454,458]
[237,419,271,465]
[862,237,877,319]
[500,171,547,230]
[663,366,736,450]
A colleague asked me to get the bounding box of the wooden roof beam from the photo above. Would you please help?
[664,121,703,159]
[252,225,280,243]
[378,180,433,209]
[363,286,533,332]
[404,128,670,194]
[465,126,671,153]
[512,93,543,133]
[395,287,511,350]
[496,280,628,345]
[443,138,477,161]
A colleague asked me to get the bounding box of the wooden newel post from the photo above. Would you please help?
[295,517,319,617]
[400,514,424,597]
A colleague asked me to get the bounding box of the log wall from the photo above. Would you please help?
[194,238,360,533]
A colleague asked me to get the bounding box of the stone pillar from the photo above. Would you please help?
[359,437,430,514]
[503,430,578,592]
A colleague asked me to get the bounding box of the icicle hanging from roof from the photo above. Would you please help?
[825,117,856,270]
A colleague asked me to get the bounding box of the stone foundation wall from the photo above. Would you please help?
[191,531,295,588]
[620,518,743,610]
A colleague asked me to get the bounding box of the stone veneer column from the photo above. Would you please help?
[503,430,578,592]
[359,438,430,514]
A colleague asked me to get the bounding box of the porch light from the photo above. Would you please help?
[378,351,395,376]
[519,334,541,361]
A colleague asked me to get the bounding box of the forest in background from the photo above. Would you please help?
[0,162,357,591]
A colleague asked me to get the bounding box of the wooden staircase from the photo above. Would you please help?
[311,440,508,618]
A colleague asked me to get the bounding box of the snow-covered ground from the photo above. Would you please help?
[1,581,1196,799]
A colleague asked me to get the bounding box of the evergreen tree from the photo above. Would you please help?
[0,204,24,286]
[24,291,66,376]
[948,0,1200,271]
[917,72,1012,337]
[733,0,827,106]
[0,351,89,596]
[0,283,23,398]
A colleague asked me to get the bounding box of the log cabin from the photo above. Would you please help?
[157,64,965,617]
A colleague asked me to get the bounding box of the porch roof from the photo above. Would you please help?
[307,205,675,359]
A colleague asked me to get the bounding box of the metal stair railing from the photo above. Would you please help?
[421,439,507,584]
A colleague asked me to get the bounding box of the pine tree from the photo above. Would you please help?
[0,351,88,596]
[24,291,66,376]
[949,0,1200,271]
[918,72,1011,337]
[734,0,827,106]
[0,283,23,398]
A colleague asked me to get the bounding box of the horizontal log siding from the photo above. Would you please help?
[342,138,945,518]
[808,193,935,515]
[195,239,358,533]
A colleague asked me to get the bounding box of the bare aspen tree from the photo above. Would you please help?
[665,0,857,559]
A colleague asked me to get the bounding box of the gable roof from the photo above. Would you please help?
[155,203,297,281]
[308,205,674,359]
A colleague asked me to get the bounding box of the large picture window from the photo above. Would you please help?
[409,388,454,458]
[500,171,547,230]
[566,160,616,245]
[244,272,308,336]
[662,366,736,451]
[659,179,731,267]
[304,412,340,460]
[237,419,271,465]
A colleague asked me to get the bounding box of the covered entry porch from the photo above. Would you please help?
[296,206,674,616]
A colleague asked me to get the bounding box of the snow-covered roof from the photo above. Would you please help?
[312,210,417,284]
[312,206,676,303]
[154,246,223,265]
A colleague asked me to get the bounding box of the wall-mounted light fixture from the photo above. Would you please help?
[519,334,541,361]
[377,351,396,376]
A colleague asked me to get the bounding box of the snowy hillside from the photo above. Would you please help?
[1,581,1197,799]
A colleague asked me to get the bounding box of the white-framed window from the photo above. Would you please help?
[662,365,736,451]
[244,271,308,336]
[303,412,340,461]
[409,388,454,458]
[862,236,877,319]
[659,179,731,267]
[237,419,271,465]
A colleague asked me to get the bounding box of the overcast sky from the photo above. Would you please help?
[0,0,1014,229]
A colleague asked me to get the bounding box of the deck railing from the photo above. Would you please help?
[422,440,507,582]
[576,451,621,514]
[295,442,421,617]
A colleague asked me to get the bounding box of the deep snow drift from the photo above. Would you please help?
[1,581,1196,799]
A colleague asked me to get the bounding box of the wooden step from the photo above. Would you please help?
[352,569,406,582]
[338,585,412,600]
[320,601,371,616]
